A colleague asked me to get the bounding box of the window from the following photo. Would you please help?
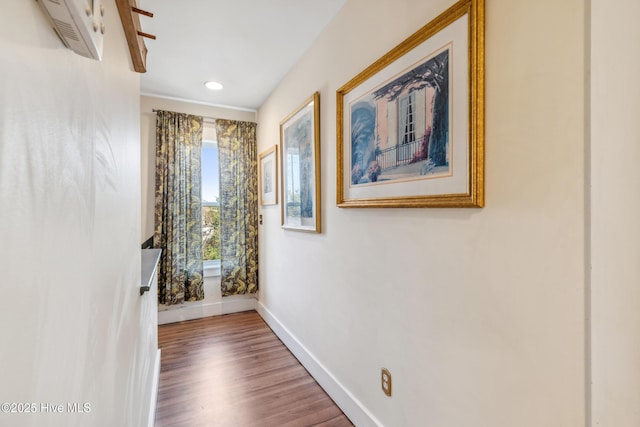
[202,128,220,276]
[284,147,301,218]
[398,92,416,144]
[396,92,417,165]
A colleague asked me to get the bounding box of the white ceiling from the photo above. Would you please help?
[137,0,347,111]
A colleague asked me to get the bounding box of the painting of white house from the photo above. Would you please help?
[349,47,451,186]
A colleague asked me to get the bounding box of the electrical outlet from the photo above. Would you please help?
[381,368,392,397]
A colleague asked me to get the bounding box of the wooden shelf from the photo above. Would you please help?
[115,0,151,73]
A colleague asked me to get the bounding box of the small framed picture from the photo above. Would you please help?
[259,145,278,206]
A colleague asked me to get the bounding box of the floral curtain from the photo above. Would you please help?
[215,119,258,296]
[154,110,205,305]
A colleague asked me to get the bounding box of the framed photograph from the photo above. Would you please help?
[259,145,278,206]
[336,0,484,208]
[280,92,321,232]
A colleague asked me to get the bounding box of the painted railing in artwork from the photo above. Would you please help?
[375,135,429,171]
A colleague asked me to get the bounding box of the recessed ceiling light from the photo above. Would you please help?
[204,81,223,91]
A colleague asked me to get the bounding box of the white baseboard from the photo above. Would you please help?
[158,298,257,325]
[147,349,161,427]
[256,302,383,427]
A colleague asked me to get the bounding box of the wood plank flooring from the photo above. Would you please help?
[155,311,354,427]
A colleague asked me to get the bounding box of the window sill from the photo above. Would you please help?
[204,260,221,278]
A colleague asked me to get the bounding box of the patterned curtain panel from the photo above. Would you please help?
[154,111,205,305]
[215,119,258,296]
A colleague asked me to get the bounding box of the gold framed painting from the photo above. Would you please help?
[336,0,484,208]
[259,145,278,206]
[280,92,321,232]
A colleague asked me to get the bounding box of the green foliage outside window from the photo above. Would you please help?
[202,205,220,261]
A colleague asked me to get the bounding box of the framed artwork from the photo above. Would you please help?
[280,92,321,232]
[336,0,484,208]
[259,145,278,206]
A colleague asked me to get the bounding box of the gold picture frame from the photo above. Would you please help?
[336,0,484,208]
[259,145,278,206]
[280,92,321,232]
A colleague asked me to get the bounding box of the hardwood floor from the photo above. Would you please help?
[155,311,354,427]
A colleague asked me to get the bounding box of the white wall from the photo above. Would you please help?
[257,0,587,426]
[0,2,156,426]
[590,0,640,425]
